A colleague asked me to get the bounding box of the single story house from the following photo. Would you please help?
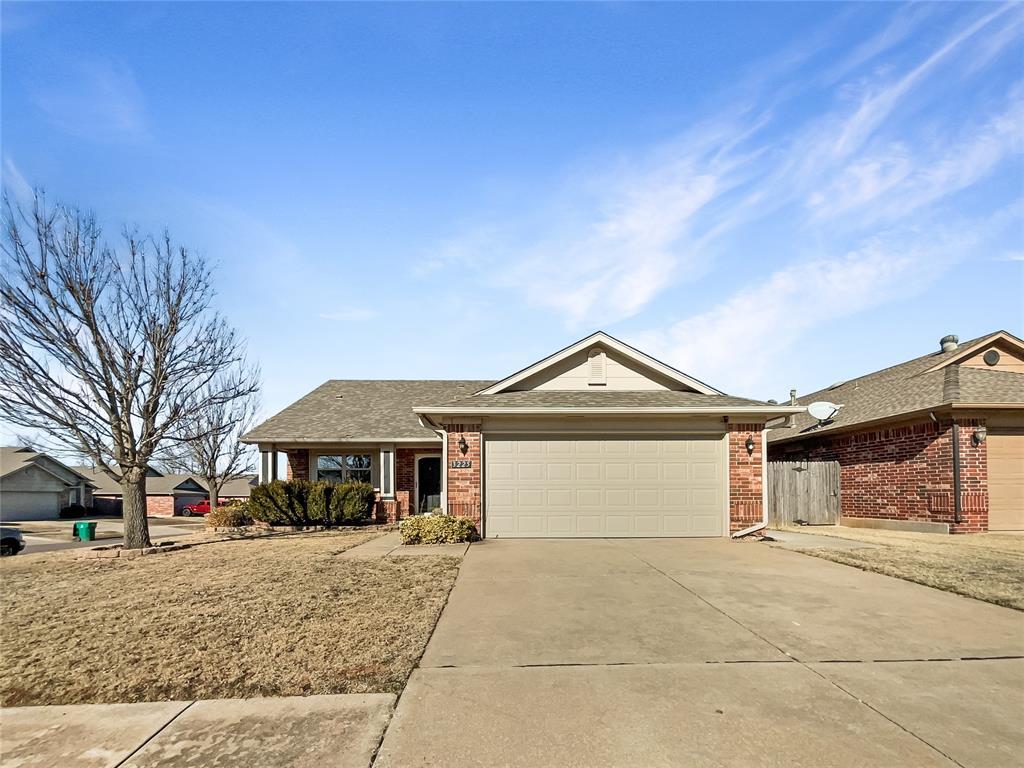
[768,331,1024,534]
[243,332,802,538]
[0,447,96,521]
[72,467,257,517]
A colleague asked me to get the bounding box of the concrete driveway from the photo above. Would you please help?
[375,538,1024,768]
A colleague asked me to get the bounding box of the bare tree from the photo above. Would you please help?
[0,194,258,548]
[160,376,260,512]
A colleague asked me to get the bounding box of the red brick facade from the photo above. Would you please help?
[770,418,988,533]
[728,424,764,533]
[285,449,309,481]
[146,496,177,517]
[443,423,482,529]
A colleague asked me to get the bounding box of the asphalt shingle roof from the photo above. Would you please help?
[769,332,1024,444]
[242,380,493,442]
[418,390,772,410]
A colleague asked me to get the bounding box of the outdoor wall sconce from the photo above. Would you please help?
[457,435,469,455]
[745,435,756,455]
[972,426,987,446]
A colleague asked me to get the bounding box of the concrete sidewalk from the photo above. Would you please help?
[0,694,394,768]
[338,531,471,558]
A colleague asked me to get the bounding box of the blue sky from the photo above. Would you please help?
[2,1,1022,425]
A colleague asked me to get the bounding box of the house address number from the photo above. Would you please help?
[451,459,472,468]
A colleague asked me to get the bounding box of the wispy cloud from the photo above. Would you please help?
[632,202,1021,394]
[2,156,34,204]
[32,59,148,143]
[429,3,1023,339]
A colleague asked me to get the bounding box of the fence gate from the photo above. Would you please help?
[767,461,840,526]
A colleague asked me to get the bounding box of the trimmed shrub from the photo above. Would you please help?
[248,480,376,526]
[59,504,87,519]
[205,500,251,528]
[400,515,478,545]
[338,481,376,524]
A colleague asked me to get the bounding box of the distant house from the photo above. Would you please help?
[72,466,256,517]
[0,447,96,521]
[768,331,1024,534]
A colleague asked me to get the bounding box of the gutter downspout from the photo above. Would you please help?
[732,428,769,539]
[951,421,963,525]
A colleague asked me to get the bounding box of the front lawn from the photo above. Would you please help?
[788,526,1024,610]
[0,530,460,706]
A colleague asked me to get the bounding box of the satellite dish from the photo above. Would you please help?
[808,401,842,422]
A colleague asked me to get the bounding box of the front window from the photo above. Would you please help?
[317,454,372,484]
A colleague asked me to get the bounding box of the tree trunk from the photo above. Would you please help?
[121,470,152,549]
[208,479,221,512]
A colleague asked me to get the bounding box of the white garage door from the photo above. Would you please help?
[485,435,726,538]
[1,491,61,521]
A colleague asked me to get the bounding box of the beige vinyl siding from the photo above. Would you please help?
[988,429,1024,531]
[959,343,1024,374]
[484,435,726,538]
[509,348,684,392]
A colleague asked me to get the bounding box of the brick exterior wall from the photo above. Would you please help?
[285,449,309,481]
[443,424,482,529]
[728,424,764,533]
[769,419,988,533]
[146,496,176,517]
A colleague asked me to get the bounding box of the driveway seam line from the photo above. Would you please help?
[624,547,966,768]
[113,700,195,768]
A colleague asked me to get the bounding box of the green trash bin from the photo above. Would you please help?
[73,521,97,542]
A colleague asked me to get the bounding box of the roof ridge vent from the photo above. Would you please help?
[940,334,959,353]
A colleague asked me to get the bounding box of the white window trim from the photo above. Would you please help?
[379,444,395,499]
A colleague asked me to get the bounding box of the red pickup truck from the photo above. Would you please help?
[181,499,212,516]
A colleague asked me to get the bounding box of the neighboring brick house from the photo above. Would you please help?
[0,447,96,521]
[242,332,801,538]
[768,331,1024,534]
[73,467,257,517]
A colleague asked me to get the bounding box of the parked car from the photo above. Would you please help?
[0,527,26,556]
[181,499,211,516]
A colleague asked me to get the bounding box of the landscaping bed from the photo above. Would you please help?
[787,526,1024,610]
[0,529,460,706]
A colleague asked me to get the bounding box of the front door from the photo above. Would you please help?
[416,456,442,514]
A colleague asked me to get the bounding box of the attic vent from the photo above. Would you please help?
[588,349,607,386]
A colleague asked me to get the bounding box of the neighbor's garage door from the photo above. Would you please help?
[1,491,61,521]
[484,436,726,538]
[988,430,1024,531]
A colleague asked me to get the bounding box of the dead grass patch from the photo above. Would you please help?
[0,530,460,706]
[789,527,1024,611]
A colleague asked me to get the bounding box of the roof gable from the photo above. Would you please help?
[923,331,1024,374]
[478,332,722,396]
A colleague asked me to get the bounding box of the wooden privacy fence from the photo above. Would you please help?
[768,461,841,526]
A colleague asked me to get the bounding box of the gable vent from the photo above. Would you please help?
[588,349,607,386]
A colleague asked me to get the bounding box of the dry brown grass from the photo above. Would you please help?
[0,530,460,706]
[788,527,1024,611]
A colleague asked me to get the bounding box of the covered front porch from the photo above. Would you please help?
[257,443,450,523]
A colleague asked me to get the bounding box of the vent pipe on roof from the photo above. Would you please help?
[789,389,797,406]
[940,334,959,353]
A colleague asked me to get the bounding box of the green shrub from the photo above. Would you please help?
[400,515,478,545]
[338,481,376,524]
[248,480,376,526]
[205,501,252,528]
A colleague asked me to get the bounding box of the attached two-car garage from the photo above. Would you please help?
[484,435,727,538]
